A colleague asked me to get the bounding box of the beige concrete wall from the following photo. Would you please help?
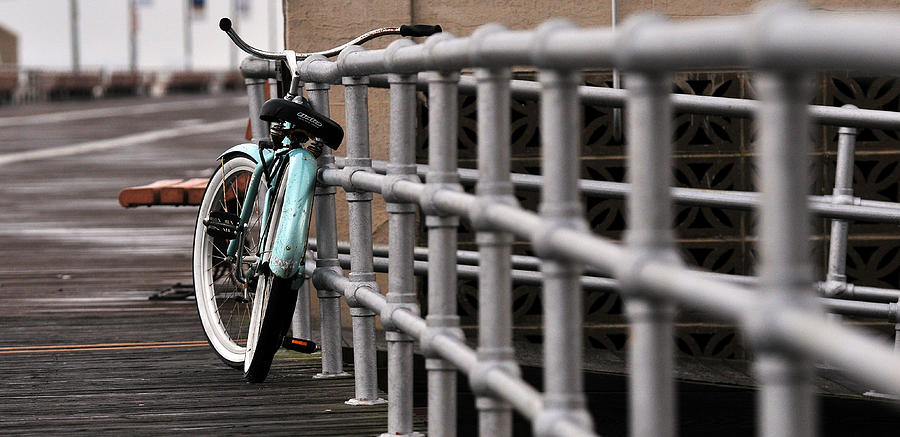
[0,25,17,66]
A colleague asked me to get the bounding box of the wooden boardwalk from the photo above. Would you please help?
[3,95,900,436]
[0,94,409,436]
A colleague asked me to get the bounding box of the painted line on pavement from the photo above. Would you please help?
[0,118,246,167]
[0,96,245,127]
[0,341,211,355]
[0,340,208,351]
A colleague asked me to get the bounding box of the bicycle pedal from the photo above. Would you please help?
[282,337,318,353]
[204,210,241,239]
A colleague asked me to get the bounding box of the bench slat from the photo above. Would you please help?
[160,178,210,205]
[118,179,184,207]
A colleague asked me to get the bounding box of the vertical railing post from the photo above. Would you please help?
[244,77,268,143]
[423,39,465,437]
[754,70,820,437]
[620,69,679,437]
[533,20,593,437]
[825,112,857,324]
[381,39,422,437]
[291,279,312,340]
[306,77,349,379]
[470,26,520,436]
[341,52,386,405]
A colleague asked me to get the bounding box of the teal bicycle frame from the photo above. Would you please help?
[219,135,317,282]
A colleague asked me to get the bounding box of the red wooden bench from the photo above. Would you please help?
[118,178,209,207]
[119,80,268,208]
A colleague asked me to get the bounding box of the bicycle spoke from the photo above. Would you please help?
[232,179,242,217]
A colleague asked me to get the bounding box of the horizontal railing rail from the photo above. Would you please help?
[306,240,900,321]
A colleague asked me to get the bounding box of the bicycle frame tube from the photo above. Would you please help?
[268,147,317,279]
[241,154,288,282]
[223,149,276,259]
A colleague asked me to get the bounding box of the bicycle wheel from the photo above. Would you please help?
[193,155,266,367]
[243,169,300,382]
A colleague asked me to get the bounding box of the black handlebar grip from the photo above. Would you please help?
[219,17,232,32]
[399,24,443,37]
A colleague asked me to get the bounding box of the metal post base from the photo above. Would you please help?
[346,397,388,406]
[379,433,424,437]
[313,371,352,380]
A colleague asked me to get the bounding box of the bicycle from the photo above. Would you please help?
[192,17,441,383]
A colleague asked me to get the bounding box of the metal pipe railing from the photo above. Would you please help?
[341,72,384,405]
[307,239,900,321]
[273,6,900,437]
[317,152,900,397]
[374,74,900,131]
[423,63,464,437]
[754,71,819,437]
[382,64,420,436]
[356,159,900,224]
[307,79,349,380]
[534,57,594,435]
[472,54,519,436]
[621,70,678,437]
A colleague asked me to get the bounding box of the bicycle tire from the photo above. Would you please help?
[243,274,298,382]
[243,169,301,383]
[192,155,266,367]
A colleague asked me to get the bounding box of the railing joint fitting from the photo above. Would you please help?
[349,306,376,317]
[469,359,520,398]
[315,164,338,195]
[423,32,458,72]
[468,23,508,67]
[421,182,462,216]
[745,2,812,72]
[300,56,331,89]
[345,278,379,308]
[310,264,344,299]
[381,301,420,333]
[821,279,848,298]
[887,302,900,324]
[385,40,417,77]
[425,215,459,228]
[534,407,595,437]
[469,194,518,231]
[532,19,576,69]
[530,215,587,260]
[338,46,368,82]
[830,190,855,205]
[421,316,463,360]
[382,171,420,205]
[342,163,375,195]
[743,293,816,355]
[615,247,681,299]
[614,12,669,72]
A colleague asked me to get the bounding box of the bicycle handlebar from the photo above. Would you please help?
[219,17,442,63]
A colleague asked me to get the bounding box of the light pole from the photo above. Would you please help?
[70,0,80,72]
[183,0,193,70]
[129,0,137,72]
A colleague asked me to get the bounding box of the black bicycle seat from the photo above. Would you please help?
[259,98,344,149]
